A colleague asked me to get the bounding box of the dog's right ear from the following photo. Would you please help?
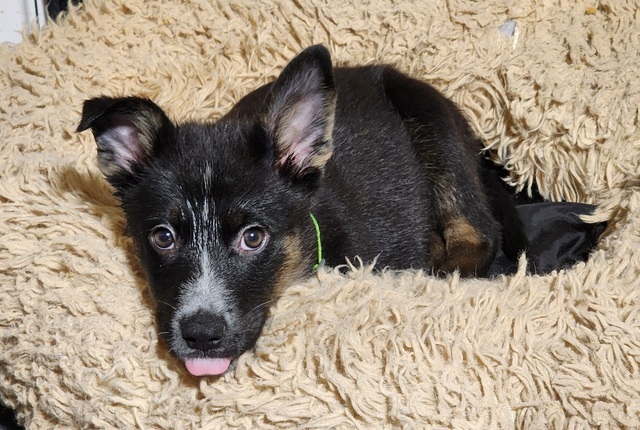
[264,45,336,182]
[77,96,173,190]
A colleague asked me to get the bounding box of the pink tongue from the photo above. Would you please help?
[184,358,232,376]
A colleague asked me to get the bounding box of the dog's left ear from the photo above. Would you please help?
[77,96,174,193]
[265,45,336,180]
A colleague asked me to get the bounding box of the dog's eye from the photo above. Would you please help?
[149,225,176,252]
[239,226,268,252]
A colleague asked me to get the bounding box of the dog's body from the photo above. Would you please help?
[78,45,526,376]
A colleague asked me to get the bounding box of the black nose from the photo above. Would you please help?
[180,311,227,352]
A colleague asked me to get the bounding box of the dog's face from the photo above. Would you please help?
[78,46,336,375]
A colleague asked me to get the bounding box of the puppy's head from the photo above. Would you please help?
[78,45,336,376]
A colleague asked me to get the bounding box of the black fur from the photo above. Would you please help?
[78,45,527,374]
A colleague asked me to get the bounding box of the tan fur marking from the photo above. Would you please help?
[272,234,306,298]
[441,218,492,277]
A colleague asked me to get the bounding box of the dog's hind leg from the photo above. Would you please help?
[382,67,502,276]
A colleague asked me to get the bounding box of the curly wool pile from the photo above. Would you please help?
[1,0,639,428]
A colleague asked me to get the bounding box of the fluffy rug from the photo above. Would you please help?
[1,0,639,428]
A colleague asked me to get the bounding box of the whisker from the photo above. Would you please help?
[157,300,177,311]
[245,300,274,318]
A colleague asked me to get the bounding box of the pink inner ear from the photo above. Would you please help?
[100,124,145,173]
[277,93,325,169]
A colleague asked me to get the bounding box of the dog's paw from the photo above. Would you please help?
[427,229,446,272]
[440,218,494,277]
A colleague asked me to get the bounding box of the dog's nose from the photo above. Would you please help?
[180,311,227,352]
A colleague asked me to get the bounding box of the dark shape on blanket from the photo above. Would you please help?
[46,0,83,21]
[0,400,23,430]
[488,202,607,276]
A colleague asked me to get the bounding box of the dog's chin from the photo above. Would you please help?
[183,357,233,376]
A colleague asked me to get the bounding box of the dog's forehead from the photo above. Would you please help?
[157,121,273,211]
[175,120,264,159]
[163,122,249,181]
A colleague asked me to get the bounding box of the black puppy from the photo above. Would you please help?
[78,45,525,376]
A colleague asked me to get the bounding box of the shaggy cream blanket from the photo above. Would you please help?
[1,0,639,428]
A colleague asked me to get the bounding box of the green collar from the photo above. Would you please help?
[309,212,323,270]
